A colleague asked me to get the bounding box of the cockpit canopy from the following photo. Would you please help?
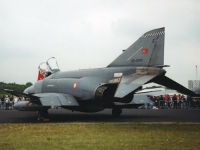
[37,57,60,81]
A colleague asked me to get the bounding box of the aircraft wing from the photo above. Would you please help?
[33,93,79,107]
[114,74,157,98]
[4,89,79,110]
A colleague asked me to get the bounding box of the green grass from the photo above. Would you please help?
[0,123,200,150]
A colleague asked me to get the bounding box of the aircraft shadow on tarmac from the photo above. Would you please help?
[0,109,166,123]
[1,109,200,123]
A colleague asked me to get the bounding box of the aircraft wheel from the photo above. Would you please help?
[37,110,49,121]
[112,108,122,117]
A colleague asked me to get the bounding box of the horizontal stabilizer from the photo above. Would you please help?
[153,76,198,96]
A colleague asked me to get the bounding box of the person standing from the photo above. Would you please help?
[164,94,168,109]
[172,94,177,109]
[4,95,10,110]
[177,94,181,109]
[170,95,173,109]
[14,96,19,104]
[154,96,159,108]
[2,95,5,109]
[160,95,164,109]
[167,94,171,109]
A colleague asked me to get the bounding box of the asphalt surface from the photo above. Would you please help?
[0,108,200,123]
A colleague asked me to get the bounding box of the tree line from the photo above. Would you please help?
[0,82,33,98]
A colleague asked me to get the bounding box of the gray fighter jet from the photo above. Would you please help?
[7,27,198,119]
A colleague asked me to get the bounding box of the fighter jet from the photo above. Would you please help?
[6,27,198,120]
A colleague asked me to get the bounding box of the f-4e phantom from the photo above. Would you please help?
[6,27,198,120]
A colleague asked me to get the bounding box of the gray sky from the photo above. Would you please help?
[0,0,200,87]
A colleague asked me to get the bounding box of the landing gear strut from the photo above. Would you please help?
[112,107,122,117]
[37,110,49,121]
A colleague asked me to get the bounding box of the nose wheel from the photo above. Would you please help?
[112,107,122,117]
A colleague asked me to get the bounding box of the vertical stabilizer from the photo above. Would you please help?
[108,27,165,67]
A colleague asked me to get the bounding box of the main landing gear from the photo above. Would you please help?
[37,110,49,122]
[112,107,122,117]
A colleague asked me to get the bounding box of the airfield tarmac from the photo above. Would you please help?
[0,108,200,123]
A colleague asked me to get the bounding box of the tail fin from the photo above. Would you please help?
[108,27,165,67]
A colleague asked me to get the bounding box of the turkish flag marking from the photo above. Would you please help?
[142,48,148,54]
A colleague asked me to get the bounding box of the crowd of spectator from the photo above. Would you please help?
[0,94,200,110]
[0,95,25,110]
[150,94,191,109]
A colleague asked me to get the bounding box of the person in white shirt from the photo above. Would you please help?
[4,95,10,110]
[13,96,19,104]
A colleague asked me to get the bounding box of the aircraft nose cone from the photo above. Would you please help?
[24,85,35,94]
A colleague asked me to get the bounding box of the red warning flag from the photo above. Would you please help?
[142,48,148,54]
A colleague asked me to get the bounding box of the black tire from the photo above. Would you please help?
[112,108,122,117]
[37,110,49,121]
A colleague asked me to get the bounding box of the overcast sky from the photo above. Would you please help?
[0,0,200,87]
